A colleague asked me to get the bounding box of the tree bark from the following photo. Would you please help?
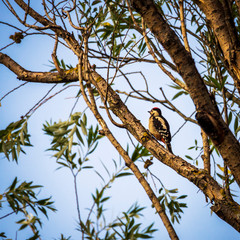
[0,53,78,83]
[78,64,179,239]
[192,0,240,94]
[87,68,240,232]
[130,0,240,188]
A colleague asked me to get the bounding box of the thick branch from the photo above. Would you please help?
[130,0,240,188]
[201,129,211,174]
[0,53,78,83]
[88,68,240,232]
[192,0,240,93]
[78,61,179,240]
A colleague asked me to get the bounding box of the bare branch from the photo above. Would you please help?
[179,0,191,53]
[0,82,28,102]
[160,88,197,124]
[201,129,211,174]
[0,52,78,83]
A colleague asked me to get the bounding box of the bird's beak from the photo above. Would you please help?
[148,111,151,113]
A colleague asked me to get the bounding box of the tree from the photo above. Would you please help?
[0,0,240,239]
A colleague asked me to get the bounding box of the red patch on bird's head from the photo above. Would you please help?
[150,107,162,115]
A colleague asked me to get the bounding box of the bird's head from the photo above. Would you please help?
[148,107,162,116]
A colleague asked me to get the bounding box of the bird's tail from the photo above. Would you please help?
[166,142,173,154]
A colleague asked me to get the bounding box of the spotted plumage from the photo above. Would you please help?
[148,107,173,153]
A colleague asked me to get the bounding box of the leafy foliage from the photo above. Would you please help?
[0,118,32,162]
[0,177,56,239]
[43,112,103,171]
[43,112,156,239]
[157,188,187,224]
[80,202,157,240]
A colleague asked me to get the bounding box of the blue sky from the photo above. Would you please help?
[0,1,239,239]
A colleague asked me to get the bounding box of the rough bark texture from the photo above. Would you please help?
[130,0,240,188]
[88,69,240,232]
[192,0,240,93]
[79,69,179,240]
[0,53,78,83]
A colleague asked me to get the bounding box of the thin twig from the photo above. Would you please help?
[0,82,28,102]
[141,18,187,91]
[23,84,57,117]
[160,88,197,124]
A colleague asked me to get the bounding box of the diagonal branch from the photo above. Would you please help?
[78,58,179,240]
[130,0,240,188]
[87,66,240,232]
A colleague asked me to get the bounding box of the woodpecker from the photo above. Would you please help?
[148,107,173,154]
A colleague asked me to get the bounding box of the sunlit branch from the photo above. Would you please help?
[79,60,179,240]
[201,129,211,174]
[0,53,78,83]
[179,0,191,53]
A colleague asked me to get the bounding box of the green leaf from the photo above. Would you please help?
[168,188,178,194]
[82,166,93,169]
[11,146,17,162]
[177,195,187,199]
[87,127,93,147]
[9,177,18,190]
[68,135,74,152]
[216,173,224,180]
[0,232,7,238]
[17,140,21,156]
[20,131,25,145]
[92,0,101,5]
[88,142,98,155]
[234,116,239,135]
[68,125,77,138]
[235,126,240,134]
[196,24,204,33]
[207,75,221,90]
[76,128,84,145]
[54,144,68,159]
[185,155,193,160]
[116,172,133,178]
[227,111,232,125]
[172,91,188,100]
[80,121,87,136]
[2,142,9,160]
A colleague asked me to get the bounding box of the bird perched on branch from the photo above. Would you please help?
[148,107,173,154]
